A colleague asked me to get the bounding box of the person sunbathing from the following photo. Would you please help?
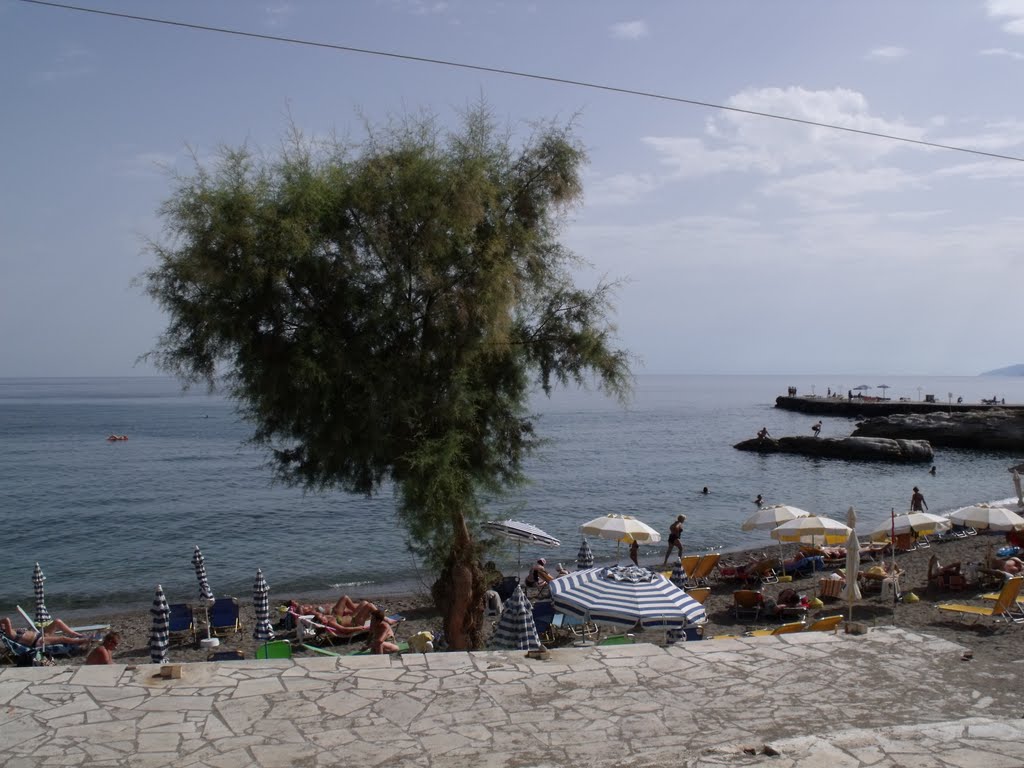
[290,594,372,625]
[366,608,399,655]
[993,556,1024,575]
[1,616,95,648]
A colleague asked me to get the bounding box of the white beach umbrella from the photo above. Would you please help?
[252,569,275,642]
[550,565,705,629]
[149,584,170,664]
[32,562,51,626]
[948,505,1024,531]
[489,585,541,651]
[483,520,560,575]
[864,512,952,541]
[579,514,662,544]
[742,505,812,565]
[741,505,811,531]
[770,515,852,546]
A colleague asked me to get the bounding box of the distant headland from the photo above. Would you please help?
[982,363,1024,376]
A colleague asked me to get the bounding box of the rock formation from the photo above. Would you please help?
[733,435,933,463]
[852,409,1024,451]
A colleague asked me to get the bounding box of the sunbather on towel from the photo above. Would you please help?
[290,595,374,626]
[1,616,95,647]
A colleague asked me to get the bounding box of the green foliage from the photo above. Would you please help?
[143,105,632,568]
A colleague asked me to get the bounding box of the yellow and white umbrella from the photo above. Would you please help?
[741,505,811,532]
[770,515,851,546]
[579,514,662,544]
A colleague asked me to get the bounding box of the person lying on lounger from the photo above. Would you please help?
[0,616,96,648]
[289,595,374,626]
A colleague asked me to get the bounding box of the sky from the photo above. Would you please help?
[3,0,1023,377]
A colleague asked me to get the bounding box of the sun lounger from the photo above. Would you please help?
[804,615,843,633]
[746,621,806,637]
[688,553,720,587]
[168,603,196,645]
[937,576,1024,625]
[209,597,241,637]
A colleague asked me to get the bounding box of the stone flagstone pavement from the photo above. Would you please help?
[2,627,1023,767]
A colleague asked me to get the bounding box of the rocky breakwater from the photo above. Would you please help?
[852,408,1024,451]
[734,435,934,463]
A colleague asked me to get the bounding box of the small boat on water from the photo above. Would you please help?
[106,434,129,442]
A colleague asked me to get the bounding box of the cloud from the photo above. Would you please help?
[980,46,1024,59]
[34,46,94,82]
[986,0,1024,33]
[866,46,908,59]
[583,172,658,206]
[761,167,927,210]
[264,4,294,27]
[609,20,649,40]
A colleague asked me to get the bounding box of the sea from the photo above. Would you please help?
[2,374,1022,616]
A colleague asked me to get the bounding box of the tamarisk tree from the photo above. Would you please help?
[143,107,631,649]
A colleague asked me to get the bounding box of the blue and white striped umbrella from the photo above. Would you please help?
[489,585,541,651]
[550,565,706,628]
[252,569,274,641]
[576,538,594,569]
[670,559,687,588]
[149,584,170,664]
[483,520,560,573]
[32,562,51,626]
[191,545,214,604]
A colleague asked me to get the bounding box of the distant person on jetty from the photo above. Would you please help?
[754,494,764,507]
[910,486,928,512]
[662,515,686,565]
[757,427,770,440]
[629,538,640,566]
[85,632,121,665]
[848,389,853,400]
[811,420,822,437]
[827,387,831,397]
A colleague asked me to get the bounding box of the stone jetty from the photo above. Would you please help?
[734,435,934,462]
[775,395,1023,417]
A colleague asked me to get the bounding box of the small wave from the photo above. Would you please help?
[329,580,374,589]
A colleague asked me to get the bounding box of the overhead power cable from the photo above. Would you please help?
[17,0,1024,163]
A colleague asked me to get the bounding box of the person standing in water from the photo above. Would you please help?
[911,486,928,512]
[662,515,686,565]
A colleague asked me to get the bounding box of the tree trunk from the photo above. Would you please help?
[432,509,484,650]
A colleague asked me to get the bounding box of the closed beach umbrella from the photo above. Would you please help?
[576,538,595,569]
[843,510,861,618]
[32,562,51,626]
[550,565,706,629]
[1013,470,1023,508]
[948,505,1024,531]
[489,585,541,651]
[191,545,214,603]
[149,584,170,664]
[771,515,851,546]
[865,512,951,541]
[252,568,274,642]
[670,559,687,588]
[483,520,560,575]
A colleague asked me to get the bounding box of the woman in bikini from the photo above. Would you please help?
[662,515,686,566]
[366,608,399,654]
[1,616,95,648]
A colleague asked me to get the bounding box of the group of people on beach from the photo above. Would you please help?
[1,616,120,665]
[288,595,399,654]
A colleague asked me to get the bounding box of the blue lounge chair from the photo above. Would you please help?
[168,603,195,646]
[209,597,241,637]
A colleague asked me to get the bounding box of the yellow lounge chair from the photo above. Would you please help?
[937,576,1024,624]
[746,621,806,637]
[688,553,721,587]
[680,555,701,580]
[685,587,711,604]
[805,615,843,633]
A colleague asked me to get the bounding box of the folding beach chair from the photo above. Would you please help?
[732,589,763,621]
[1,634,39,666]
[688,553,720,587]
[167,603,196,646]
[684,587,711,604]
[937,576,1024,625]
[804,615,843,633]
[255,640,293,659]
[209,597,241,637]
[746,621,806,637]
